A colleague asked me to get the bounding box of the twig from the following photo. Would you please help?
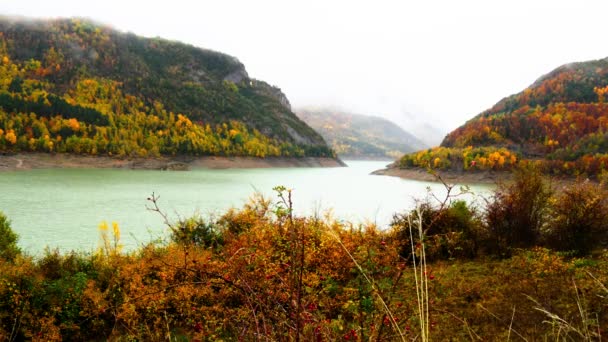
[477,304,528,341]
[145,192,172,229]
[507,306,516,342]
[435,309,482,341]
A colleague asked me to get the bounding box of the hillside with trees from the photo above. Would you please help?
[297,108,427,159]
[0,17,334,158]
[395,57,608,178]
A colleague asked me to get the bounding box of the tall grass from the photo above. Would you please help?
[530,275,604,341]
[330,205,432,341]
[408,207,430,341]
[330,230,406,341]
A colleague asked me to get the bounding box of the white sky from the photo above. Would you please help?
[1,0,607,136]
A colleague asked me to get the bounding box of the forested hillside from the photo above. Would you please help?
[0,17,333,158]
[398,57,608,177]
[297,108,426,159]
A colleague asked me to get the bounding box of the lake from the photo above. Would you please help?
[0,160,493,253]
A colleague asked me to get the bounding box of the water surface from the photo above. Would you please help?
[0,160,492,253]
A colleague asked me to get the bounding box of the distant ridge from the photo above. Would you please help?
[297,107,427,159]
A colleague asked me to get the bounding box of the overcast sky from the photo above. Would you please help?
[1,0,608,138]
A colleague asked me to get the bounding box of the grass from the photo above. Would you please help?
[408,207,430,342]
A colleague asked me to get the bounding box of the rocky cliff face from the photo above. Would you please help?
[250,80,292,110]
[269,86,292,111]
[223,67,249,84]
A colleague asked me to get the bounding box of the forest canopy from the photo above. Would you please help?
[398,57,608,177]
[0,18,333,158]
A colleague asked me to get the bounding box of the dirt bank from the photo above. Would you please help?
[373,166,600,191]
[0,153,346,172]
[371,166,510,184]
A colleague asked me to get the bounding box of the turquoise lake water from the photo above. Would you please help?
[0,160,492,253]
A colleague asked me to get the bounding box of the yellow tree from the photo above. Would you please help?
[594,85,608,104]
[5,130,17,145]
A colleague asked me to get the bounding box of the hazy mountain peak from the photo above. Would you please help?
[296,107,427,159]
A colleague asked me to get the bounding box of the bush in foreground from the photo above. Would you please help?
[392,199,484,261]
[543,181,608,256]
[0,212,20,262]
[484,166,552,256]
[1,180,608,340]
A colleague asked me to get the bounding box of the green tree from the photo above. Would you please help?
[0,211,21,261]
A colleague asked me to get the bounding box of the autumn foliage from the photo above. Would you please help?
[399,146,518,171]
[1,177,608,340]
[399,57,608,178]
[0,19,333,158]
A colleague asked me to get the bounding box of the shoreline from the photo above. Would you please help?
[0,153,346,172]
[337,155,395,162]
[372,166,510,184]
[372,166,592,187]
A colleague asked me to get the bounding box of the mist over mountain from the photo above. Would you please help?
[297,107,427,159]
[397,111,446,147]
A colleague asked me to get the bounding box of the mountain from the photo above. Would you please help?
[396,57,608,177]
[0,17,333,158]
[393,109,446,147]
[297,108,427,159]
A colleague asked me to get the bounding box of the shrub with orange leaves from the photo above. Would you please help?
[1,187,608,340]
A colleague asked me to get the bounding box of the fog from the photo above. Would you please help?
[2,0,607,145]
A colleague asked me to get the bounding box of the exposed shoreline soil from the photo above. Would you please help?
[371,165,511,184]
[372,165,592,188]
[0,153,346,171]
